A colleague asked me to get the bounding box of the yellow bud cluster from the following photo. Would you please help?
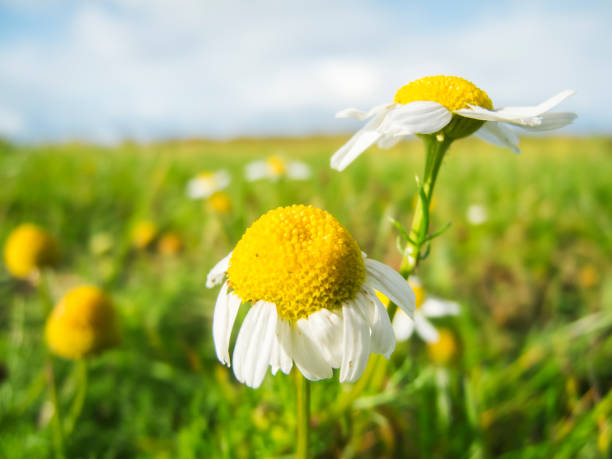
[45,285,120,359]
[228,205,365,322]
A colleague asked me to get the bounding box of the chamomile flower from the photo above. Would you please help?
[466,203,488,225]
[331,75,576,170]
[207,205,415,388]
[187,170,231,199]
[378,277,459,343]
[45,285,120,359]
[245,155,311,182]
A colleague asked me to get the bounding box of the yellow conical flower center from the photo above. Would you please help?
[267,156,287,176]
[207,191,232,214]
[408,281,425,309]
[228,205,365,322]
[394,75,493,112]
[3,223,58,279]
[427,328,457,365]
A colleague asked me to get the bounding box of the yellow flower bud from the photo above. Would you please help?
[131,220,157,249]
[427,328,457,366]
[207,191,232,214]
[3,223,59,279]
[157,232,183,256]
[45,286,120,359]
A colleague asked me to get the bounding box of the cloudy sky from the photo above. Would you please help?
[0,0,609,143]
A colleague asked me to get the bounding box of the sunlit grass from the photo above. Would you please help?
[0,136,611,457]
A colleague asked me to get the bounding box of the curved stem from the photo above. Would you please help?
[65,359,88,435]
[295,372,310,459]
[400,134,451,278]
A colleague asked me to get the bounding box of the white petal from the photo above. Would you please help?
[232,301,278,388]
[456,90,576,127]
[362,290,395,358]
[518,112,577,131]
[215,170,231,189]
[377,133,402,149]
[290,323,334,381]
[270,318,293,375]
[475,122,520,154]
[364,258,416,318]
[287,162,311,180]
[330,116,385,171]
[296,308,343,368]
[212,282,243,366]
[335,103,391,120]
[414,315,440,343]
[421,298,460,318]
[339,302,371,383]
[392,309,415,342]
[206,251,233,288]
[245,161,269,181]
[380,101,452,136]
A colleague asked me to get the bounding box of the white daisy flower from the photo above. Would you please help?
[206,205,415,388]
[331,75,577,171]
[186,170,231,199]
[466,203,488,225]
[378,277,459,343]
[245,155,311,182]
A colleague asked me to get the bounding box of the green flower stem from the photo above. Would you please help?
[65,359,88,435]
[295,372,310,459]
[400,134,452,278]
[45,357,65,459]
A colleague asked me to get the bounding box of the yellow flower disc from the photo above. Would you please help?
[394,75,493,111]
[157,232,183,256]
[427,328,458,366]
[45,285,119,359]
[377,278,425,309]
[228,205,365,322]
[3,223,59,279]
[267,156,287,176]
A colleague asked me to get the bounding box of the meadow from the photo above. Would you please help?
[0,135,611,458]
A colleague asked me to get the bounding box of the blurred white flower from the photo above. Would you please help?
[466,204,488,225]
[378,276,459,343]
[245,155,311,181]
[186,170,230,199]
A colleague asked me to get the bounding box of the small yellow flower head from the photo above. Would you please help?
[266,156,287,177]
[157,231,183,256]
[45,285,120,359]
[427,328,457,365]
[131,220,157,249]
[207,191,232,214]
[578,264,599,288]
[3,223,59,279]
[228,205,365,322]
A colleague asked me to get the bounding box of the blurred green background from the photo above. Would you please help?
[1,136,611,458]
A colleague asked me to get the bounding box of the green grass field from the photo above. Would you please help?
[1,135,611,458]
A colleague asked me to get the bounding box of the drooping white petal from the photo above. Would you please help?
[212,282,243,366]
[518,112,578,131]
[206,251,233,288]
[330,111,388,171]
[361,290,395,358]
[377,133,402,149]
[335,103,393,121]
[364,259,416,318]
[290,322,334,381]
[456,90,576,127]
[232,301,278,388]
[392,309,415,342]
[339,303,371,383]
[421,298,460,318]
[380,101,452,137]
[245,161,269,181]
[270,318,293,375]
[287,162,311,180]
[475,122,520,154]
[414,314,440,343]
[296,308,343,368]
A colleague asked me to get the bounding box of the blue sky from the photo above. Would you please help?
[0,0,610,143]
